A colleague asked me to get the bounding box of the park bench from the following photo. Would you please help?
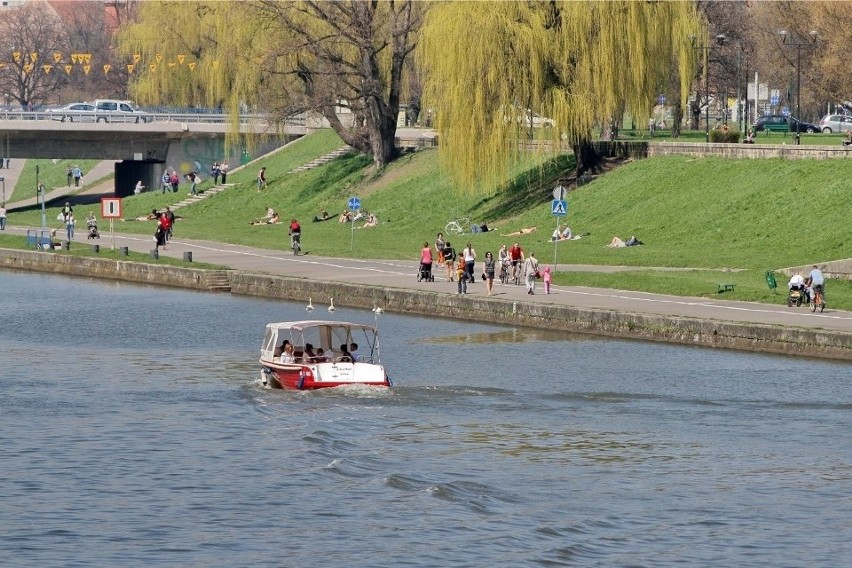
[717,283,736,293]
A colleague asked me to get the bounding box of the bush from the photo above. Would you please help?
[709,129,741,143]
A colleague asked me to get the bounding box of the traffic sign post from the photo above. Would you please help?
[348,196,361,251]
[101,197,122,250]
[551,193,568,270]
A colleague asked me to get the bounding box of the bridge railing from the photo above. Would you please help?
[0,109,306,126]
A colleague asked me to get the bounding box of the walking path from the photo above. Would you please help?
[3,221,849,336]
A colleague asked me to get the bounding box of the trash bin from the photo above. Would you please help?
[765,271,777,290]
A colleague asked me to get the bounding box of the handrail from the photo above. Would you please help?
[0,109,306,125]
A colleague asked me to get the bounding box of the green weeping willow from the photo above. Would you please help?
[419,1,705,193]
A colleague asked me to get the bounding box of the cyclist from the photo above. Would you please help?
[509,242,525,281]
[289,218,301,253]
[806,264,824,304]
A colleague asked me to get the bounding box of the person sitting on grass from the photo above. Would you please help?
[313,209,332,222]
[249,212,280,225]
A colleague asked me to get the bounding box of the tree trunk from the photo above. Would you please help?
[671,100,683,138]
[573,138,603,176]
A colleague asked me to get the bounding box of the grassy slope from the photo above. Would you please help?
[5,129,850,309]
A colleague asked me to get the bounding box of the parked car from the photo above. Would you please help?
[93,99,153,123]
[818,114,852,133]
[46,102,96,122]
[753,115,820,133]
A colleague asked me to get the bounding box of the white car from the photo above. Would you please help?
[46,102,97,122]
[93,99,153,123]
[818,114,852,133]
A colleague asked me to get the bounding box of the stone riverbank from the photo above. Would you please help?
[1,248,849,361]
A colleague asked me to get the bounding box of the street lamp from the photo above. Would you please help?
[779,29,818,145]
[691,34,727,142]
[0,176,5,206]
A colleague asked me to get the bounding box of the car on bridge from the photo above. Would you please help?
[46,102,97,122]
[93,99,153,123]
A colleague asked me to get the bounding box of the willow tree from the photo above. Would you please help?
[419,1,705,193]
[117,0,423,169]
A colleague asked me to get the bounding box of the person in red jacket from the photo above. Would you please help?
[289,218,301,253]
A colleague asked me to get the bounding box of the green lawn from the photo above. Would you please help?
[4,128,850,310]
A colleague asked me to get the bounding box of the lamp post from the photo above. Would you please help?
[1,176,5,206]
[691,34,727,142]
[779,30,818,145]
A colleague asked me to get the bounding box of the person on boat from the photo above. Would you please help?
[274,339,290,358]
[280,343,296,364]
[349,342,361,362]
[304,343,318,362]
[315,347,327,362]
[339,344,353,362]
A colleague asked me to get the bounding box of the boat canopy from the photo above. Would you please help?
[261,320,381,363]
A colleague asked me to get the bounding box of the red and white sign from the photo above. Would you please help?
[101,197,122,219]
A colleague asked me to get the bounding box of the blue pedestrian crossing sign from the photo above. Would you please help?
[551,199,567,217]
[348,196,361,210]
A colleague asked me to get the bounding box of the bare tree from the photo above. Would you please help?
[254,0,423,169]
[0,2,68,108]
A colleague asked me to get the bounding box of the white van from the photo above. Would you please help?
[93,99,153,123]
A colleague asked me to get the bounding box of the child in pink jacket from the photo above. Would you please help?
[542,266,553,294]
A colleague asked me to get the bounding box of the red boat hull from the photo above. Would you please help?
[260,361,390,390]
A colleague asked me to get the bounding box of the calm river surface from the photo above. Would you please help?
[1,271,850,567]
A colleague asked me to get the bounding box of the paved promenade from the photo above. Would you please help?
[4,222,850,336]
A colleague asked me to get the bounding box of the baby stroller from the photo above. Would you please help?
[787,284,806,307]
[417,261,435,282]
[87,219,100,239]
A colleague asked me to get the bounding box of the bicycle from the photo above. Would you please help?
[499,261,509,284]
[290,232,301,255]
[511,261,522,286]
[445,216,470,235]
[810,286,825,313]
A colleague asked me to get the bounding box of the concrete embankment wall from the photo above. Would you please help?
[1,249,850,361]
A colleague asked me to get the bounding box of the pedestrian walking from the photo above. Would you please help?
[162,170,171,193]
[66,165,73,187]
[483,251,495,295]
[0,204,6,230]
[456,256,467,294]
[72,165,83,187]
[257,167,267,191]
[220,162,228,184]
[523,251,539,295]
[65,213,75,241]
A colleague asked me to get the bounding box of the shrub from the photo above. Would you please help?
[709,129,741,143]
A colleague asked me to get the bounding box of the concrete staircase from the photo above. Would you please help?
[288,146,354,173]
[168,183,237,211]
[202,270,232,292]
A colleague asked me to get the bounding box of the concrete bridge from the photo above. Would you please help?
[0,117,306,162]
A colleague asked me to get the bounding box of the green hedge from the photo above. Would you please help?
[709,129,741,143]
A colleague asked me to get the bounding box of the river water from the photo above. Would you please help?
[1,271,850,567]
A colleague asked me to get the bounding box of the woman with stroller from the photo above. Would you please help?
[86,212,99,239]
[420,241,433,281]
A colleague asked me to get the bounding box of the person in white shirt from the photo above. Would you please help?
[462,243,476,283]
[279,343,296,364]
[806,265,825,302]
[0,205,6,230]
[134,180,145,194]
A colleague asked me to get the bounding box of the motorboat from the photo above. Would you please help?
[259,320,391,390]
